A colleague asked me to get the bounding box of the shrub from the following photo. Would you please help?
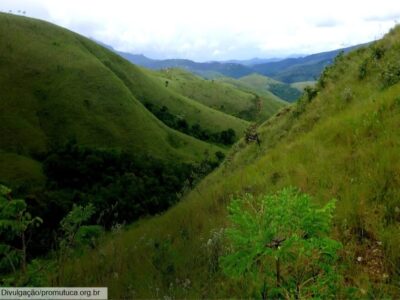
[359,60,368,80]
[221,187,342,299]
[381,62,400,88]
[372,45,385,60]
[304,86,318,102]
[0,185,42,274]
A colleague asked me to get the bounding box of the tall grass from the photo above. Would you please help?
[36,23,400,298]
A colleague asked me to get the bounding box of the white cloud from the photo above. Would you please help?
[1,0,400,61]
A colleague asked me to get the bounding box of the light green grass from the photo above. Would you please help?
[146,68,285,122]
[55,26,400,298]
[291,81,316,91]
[213,76,288,121]
[236,73,302,102]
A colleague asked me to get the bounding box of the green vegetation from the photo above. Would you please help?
[0,12,236,285]
[42,25,400,298]
[290,81,316,91]
[0,186,42,275]
[0,11,234,193]
[144,103,236,145]
[3,11,400,300]
[222,188,342,299]
[147,68,286,122]
[238,73,302,102]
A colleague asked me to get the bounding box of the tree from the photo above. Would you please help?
[221,187,342,299]
[57,203,101,282]
[0,185,42,274]
[220,128,236,145]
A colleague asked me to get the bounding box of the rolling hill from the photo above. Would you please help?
[0,14,260,182]
[145,68,287,121]
[54,25,400,298]
[0,13,270,275]
[0,12,244,189]
[236,73,302,102]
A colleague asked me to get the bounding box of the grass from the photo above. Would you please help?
[237,73,302,102]
[52,25,400,298]
[214,76,288,122]
[146,68,286,123]
[290,80,316,91]
[0,12,233,189]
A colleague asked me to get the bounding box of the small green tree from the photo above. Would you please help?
[221,187,342,299]
[0,185,42,274]
[57,203,102,281]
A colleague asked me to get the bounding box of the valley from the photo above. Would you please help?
[1,7,400,300]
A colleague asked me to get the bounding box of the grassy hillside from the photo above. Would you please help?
[0,12,236,188]
[213,77,288,121]
[82,45,250,138]
[291,80,316,91]
[146,68,286,122]
[238,73,302,102]
[53,26,400,298]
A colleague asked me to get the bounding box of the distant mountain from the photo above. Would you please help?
[222,57,283,66]
[109,43,368,83]
[252,44,369,83]
[115,51,254,78]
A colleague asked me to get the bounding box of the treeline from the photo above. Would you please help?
[268,83,301,102]
[16,141,224,262]
[145,103,236,145]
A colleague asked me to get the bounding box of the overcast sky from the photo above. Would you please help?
[2,0,400,61]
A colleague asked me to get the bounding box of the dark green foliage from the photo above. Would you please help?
[359,59,368,80]
[215,151,226,162]
[41,141,218,228]
[372,45,385,60]
[219,129,236,145]
[304,86,318,101]
[145,103,237,145]
[75,225,103,248]
[381,61,400,88]
[2,140,223,273]
[268,83,302,102]
[222,188,342,299]
[0,185,42,275]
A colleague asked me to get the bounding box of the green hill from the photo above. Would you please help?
[290,80,316,91]
[146,68,286,122]
[237,73,302,102]
[54,26,400,298]
[0,12,247,188]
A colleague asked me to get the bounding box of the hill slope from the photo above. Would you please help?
[56,26,400,298]
[237,73,302,102]
[0,13,227,187]
[146,68,287,121]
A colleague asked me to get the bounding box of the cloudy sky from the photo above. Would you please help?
[2,0,400,61]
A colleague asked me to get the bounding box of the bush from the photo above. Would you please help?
[222,187,342,299]
[304,86,318,102]
[381,62,400,88]
[144,103,237,145]
[359,60,368,80]
[372,45,385,60]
